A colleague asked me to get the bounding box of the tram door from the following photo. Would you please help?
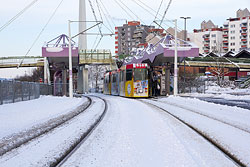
[119,70,125,96]
[133,68,149,97]
[125,69,133,97]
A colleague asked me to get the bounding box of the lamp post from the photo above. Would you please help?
[174,19,178,96]
[68,20,73,98]
[180,16,191,88]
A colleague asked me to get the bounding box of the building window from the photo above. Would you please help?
[211,34,216,38]
[128,27,131,31]
[213,40,216,44]
[231,36,235,40]
[230,30,235,34]
[230,24,235,28]
[231,49,235,51]
[230,43,235,46]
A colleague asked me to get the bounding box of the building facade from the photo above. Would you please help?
[115,21,155,57]
[190,8,250,54]
[190,20,223,54]
[222,9,250,52]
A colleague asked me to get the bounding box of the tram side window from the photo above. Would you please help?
[112,74,116,83]
[120,71,124,81]
[126,69,132,81]
[134,69,148,81]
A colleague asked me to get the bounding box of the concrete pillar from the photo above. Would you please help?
[83,65,88,93]
[166,67,170,96]
[62,69,67,96]
[79,0,87,51]
[77,66,83,93]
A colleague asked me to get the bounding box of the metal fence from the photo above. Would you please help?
[0,80,53,105]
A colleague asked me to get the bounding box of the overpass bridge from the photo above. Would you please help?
[0,56,44,68]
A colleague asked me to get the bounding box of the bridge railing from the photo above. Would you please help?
[0,80,52,105]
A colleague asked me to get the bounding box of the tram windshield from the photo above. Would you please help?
[134,68,148,81]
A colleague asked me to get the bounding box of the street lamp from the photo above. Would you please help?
[180,17,191,88]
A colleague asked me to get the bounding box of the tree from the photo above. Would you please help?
[88,65,108,91]
[15,67,44,82]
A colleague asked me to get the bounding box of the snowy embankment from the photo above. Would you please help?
[144,96,250,166]
[0,96,105,167]
[0,96,85,139]
[61,95,236,167]
[0,96,87,155]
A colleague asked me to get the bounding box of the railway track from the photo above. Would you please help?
[53,95,108,167]
[153,99,250,134]
[0,96,92,156]
[140,99,246,167]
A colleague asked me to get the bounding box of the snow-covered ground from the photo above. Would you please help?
[0,96,86,139]
[0,85,249,166]
[61,95,237,167]
[0,96,105,167]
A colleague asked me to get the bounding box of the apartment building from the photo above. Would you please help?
[222,8,250,52]
[190,20,223,54]
[115,21,154,56]
[190,8,250,54]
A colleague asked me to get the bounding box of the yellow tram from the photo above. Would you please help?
[103,63,149,98]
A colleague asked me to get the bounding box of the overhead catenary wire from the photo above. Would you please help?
[112,0,136,21]
[18,0,65,68]
[96,0,115,34]
[158,0,172,28]
[98,0,116,27]
[88,0,103,36]
[0,0,39,33]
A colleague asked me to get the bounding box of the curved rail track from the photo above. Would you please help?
[140,99,246,167]
[0,96,92,156]
[53,95,108,167]
[153,99,250,134]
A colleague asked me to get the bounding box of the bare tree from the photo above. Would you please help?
[88,65,108,91]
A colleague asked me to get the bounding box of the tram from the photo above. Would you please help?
[103,63,149,98]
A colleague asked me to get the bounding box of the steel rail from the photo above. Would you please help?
[54,95,108,167]
[153,99,250,135]
[140,99,246,167]
[0,96,92,156]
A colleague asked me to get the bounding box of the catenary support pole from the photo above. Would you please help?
[174,19,178,96]
[68,20,73,98]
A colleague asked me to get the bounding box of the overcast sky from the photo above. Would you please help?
[0,0,249,77]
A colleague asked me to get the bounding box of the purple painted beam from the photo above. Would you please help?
[42,47,78,57]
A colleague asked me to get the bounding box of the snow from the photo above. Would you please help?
[0,96,85,139]
[0,96,105,167]
[61,95,237,167]
[0,85,250,166]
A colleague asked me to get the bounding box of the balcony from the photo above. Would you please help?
[204,49,209,53]
[241,32,247,36]
[241,26,247,30]
[223,28,228,32]
[223,40,228,43]
[204,38,210,41]
[241,45,247,48]
[204,44,209,47]
[203,34,209,38]
[223,34,228,38]
[241,38,247,42]
[223,46,228,49]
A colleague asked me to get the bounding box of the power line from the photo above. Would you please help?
[0,0,39,33]
[19,0,64,67]
[96,0,115,33]
[117,0,146,25]
[112,0,135,20]
[98,0,116,27]
[159,0,172,28]
[88,0,103,35]
[153,0,164,22]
